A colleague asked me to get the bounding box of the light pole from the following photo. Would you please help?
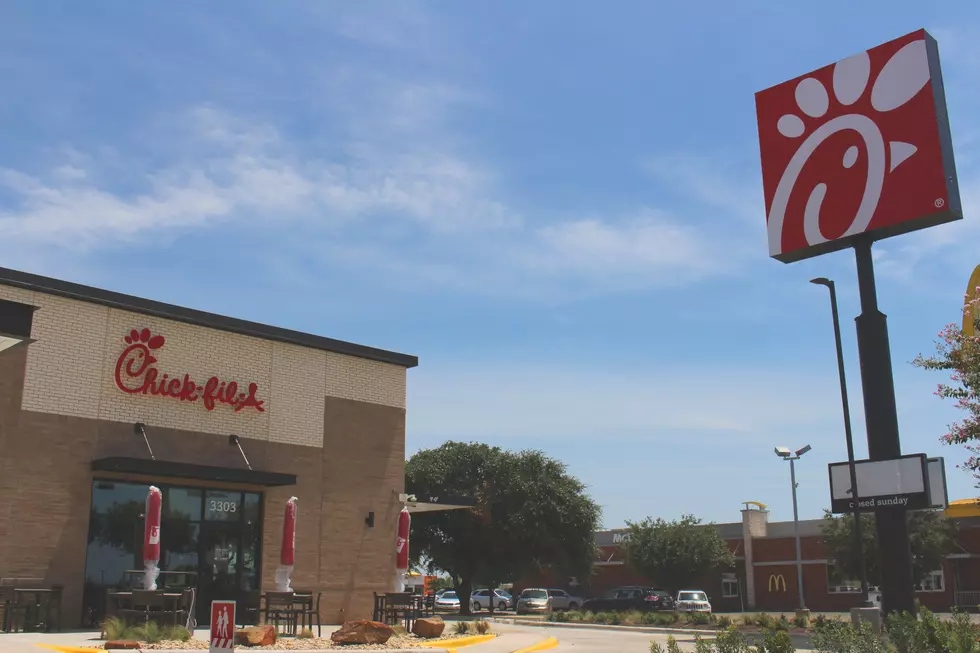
[775,444,811,611]
[811,277,872,607]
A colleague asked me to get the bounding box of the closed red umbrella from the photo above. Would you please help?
[143,486,162,590]
[275,497,298,591]
[394,507,410,591]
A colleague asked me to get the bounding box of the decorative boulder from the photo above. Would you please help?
[234,625,277,646]
[330,620,394,645]
[413,617,446,639]
[105,642,141,650]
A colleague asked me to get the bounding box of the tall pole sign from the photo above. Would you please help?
[756,29,961,615]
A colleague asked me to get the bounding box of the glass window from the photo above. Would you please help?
[722,578,739,598]
[915,570,944,592]
[204,491,243,522]
[242,493,261,527]
[166,487,203,521]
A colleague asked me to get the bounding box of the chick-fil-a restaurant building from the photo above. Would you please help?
[0,267,417,627]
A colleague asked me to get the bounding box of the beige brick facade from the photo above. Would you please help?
[0,276,413,628]
[0,285,407,449]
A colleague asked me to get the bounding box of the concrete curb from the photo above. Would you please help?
[488,618,813,647]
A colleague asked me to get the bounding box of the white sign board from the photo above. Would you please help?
[828,454,930,512]
[927,457,948,509]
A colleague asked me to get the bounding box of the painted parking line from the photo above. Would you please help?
[513,637,560,653]
[34,646,102,653]
[421,633,498,649]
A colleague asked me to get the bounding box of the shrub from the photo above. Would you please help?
[650,642,665,653]
[454,621,470,635]
[640,611,659,625]
[666,635,682,653]
[694,634,714,653]
[792,613,808,630]
[102,616,128,641]
[776,615,791,631]
[691,612,711,626]
[714,625,751,653]
[754,613,778,630]
[622,610,644,626]
[548,610,568,623]
[741,614,756,627]
[757,628,795,653]
[163,626,192,642]
[716,615,733,629]
[297,628,314,639]
[474,620,491,635]
[811,618,859,653]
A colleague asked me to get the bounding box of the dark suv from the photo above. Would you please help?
[582,586,674,612]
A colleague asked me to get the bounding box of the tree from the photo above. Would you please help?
[406,441,600,615]
[913,293,980,482]
[622,515,735,593]
[820,510,956,586]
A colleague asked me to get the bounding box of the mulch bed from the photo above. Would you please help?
[90,633,473,650]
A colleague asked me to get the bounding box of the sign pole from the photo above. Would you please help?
[852,238,915,615]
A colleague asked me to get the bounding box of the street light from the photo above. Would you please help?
[775,444,811,610]
[810,277,872,607]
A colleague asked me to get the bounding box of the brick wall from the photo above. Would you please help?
[0,284,407,448]
[0,287,410,627]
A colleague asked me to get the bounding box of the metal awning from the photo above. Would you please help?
[92,456,297,487]
[401,492,476,514]
[0,298,37,355]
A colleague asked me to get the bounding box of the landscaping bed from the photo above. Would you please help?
[96,633,473,650]
[547,609,811,633]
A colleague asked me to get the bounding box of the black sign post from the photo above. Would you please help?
[852,238,915,616]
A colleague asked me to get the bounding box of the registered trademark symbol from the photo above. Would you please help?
[935,198,946,208]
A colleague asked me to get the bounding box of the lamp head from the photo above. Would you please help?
[774,446,792,458]
[810,277,832,288]
[796,444,812,457]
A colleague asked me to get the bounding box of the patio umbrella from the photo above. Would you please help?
[394,506,411,591]
[143,486,162,590]
[275,496,298,591]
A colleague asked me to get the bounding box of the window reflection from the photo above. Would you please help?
[82,481,263,627]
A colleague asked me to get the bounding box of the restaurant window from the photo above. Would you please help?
[826,564,861,594]
[82,480,263,626]
[915,570,945,592]
[722,577,739,598]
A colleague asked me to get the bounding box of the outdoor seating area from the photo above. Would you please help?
[0,579,63,633]
[104,588,196,630]
[371,592,431,631]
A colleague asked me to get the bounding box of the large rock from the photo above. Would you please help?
[234,625,277,646]
[105,642,141,650]
[413,617,446,639]
[330,620,394,645]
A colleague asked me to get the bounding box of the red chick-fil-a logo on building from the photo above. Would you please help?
[114,328,265,413]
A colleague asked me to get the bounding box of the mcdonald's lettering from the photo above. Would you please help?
[768,574,787,593]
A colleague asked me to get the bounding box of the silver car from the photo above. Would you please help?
[470,588,513,611]
[546,588,583,611]
[516,588,551,614]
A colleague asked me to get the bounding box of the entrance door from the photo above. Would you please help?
[198,520,241,624]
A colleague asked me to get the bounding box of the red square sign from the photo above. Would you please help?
[756,29,961,263]
[210,600,235,653]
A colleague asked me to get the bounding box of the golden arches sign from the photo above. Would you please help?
[768,574,787,593]
[963,264,980,337]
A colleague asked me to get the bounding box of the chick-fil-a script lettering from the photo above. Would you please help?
[114,328,265,413]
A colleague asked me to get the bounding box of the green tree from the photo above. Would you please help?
[820,510,956,586]
[912,295,980,481]
[406,441,600,615]
[622,515,735,593]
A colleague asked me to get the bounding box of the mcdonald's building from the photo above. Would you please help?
[516,499,980,613]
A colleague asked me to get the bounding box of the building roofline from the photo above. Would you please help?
[0,266,419,368]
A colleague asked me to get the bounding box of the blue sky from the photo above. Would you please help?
[3,1,980,528]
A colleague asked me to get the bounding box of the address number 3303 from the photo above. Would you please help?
[209,500,238,513]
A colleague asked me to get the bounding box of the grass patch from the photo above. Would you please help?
[453,620,471,635]
[474,620,491,634]
[297,628,315,639]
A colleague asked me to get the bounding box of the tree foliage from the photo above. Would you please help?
[406,441,600,615]
[820,509,956,586]
[622,515,735,593]
[913,291,980,481]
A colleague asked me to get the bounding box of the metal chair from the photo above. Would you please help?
[264,591,298,636]
[384,592,416,631]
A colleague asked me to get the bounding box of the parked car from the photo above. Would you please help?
[470,589,514,611]
[516,588,551,614]
[546,589,583,611]
[582,587,674,612]
[434,591,461,611]
[674,590,712,614]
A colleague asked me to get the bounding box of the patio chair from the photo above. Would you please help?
[292,591,321,637]
[264,591,298,636]
[384,593,415,631]
[1,586,29,633]
[239,590,261,627]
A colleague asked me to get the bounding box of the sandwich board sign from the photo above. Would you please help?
[828,453,931,512]
[210,600,235,652]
